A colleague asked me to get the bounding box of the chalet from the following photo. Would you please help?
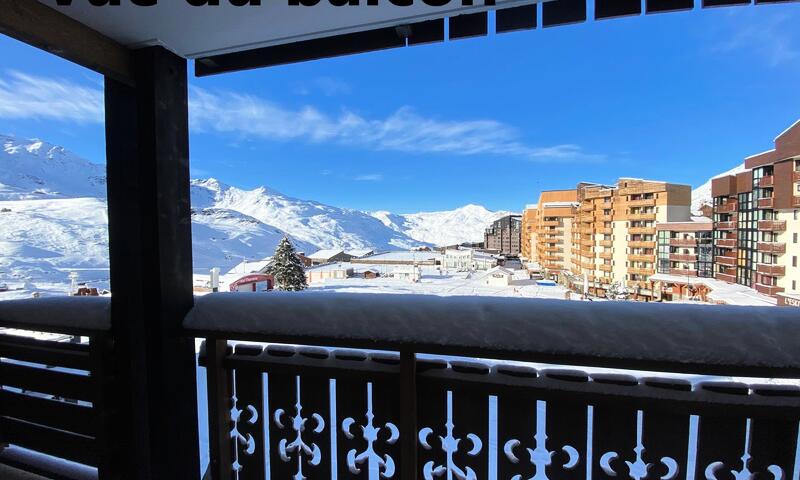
[308,249,354,265]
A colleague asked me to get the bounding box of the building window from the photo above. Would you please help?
[795,256,798,267]
[795,233,798,244]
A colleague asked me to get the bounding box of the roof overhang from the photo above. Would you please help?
[38,0,537,58]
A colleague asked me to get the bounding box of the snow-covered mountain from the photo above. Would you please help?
[1,134,509,293]
[1,135,106,200]
[190,179,424,251]
[691,162,746,214]
[371,204,514,247]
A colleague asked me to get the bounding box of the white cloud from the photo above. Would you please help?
[0,71,103,123]
[354,173,384,181]
[0,71,604,163]
[711,9,799,67]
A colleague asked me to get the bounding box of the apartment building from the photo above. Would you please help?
[711,119,800,299]
[656,219,714,278]
[526,190,579,281]
[520,204,538,261]
[484,214,523,256]
[568,179,692,300]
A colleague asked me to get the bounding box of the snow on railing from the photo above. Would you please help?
[0,296,110,334]
[184,292,800,377]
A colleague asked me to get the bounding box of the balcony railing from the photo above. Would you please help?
[716,255,737,267]
[759,175,774,188]
[757,197,774,209]
[794,171,800,183]
[756,263,786,276]
[716,221,737,230]
[628,240,655,249]
[755,283,785,296]
[669,253,697,262]
[715,272,736,283]
[627,198,655,207]
[794,196,800,208]
[669,238,697,247]
[757,242,786,254]
[628,213,656,221]
[670,268,697,276]
[629,227,656,235]
[628,254,654,263]
[715,238,736,249]
[714,202,737,214]
[600,240,614,247]
[0,297,114,478]
[758,220,787,232]
[4,295,800,480]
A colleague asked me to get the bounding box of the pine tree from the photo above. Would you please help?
[265,236,308,291]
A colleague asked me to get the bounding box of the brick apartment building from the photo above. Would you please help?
[484,214,522,257]
[711,119,800,300]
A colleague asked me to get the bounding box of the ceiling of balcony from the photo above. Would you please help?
[38,0,535,58]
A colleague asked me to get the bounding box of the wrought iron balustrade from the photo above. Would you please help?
[186,292,800,480]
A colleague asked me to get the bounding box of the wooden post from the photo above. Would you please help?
[205,339,233,480]
[104,46,199,479]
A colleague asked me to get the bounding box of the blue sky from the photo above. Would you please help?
[1,3,799,213]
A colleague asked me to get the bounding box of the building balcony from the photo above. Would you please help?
[597,276,613,284]
[600,240,614,247]
[597,227,613,235]
[669,253,697,262]
[670,268,697,277]
[670,238,697,247]
[756,264,786,277]
[627,280,651,290]
[716,255,737,267]
[759,175,774,188]
[599,251,613,259]
[544,255,563,262]
[581,203,594,212]
[757,197,774,209]
[628,267,654,276]
[715,272,736,283]
[544,262,563,270]
[714,202,737,214]
[628,198,656,207]
[540,220,562,227]
[595,215,613,222]
[629,241,656,249]
[599,263,613,272]
[578,227,594,235]
[757,242,786,254]
[755,283,785,297]
[628,213,656,221]
[794,170,800,183]
[629,227,656,235]
[628,254,654,263]
[579,239,594,247]
[544,246,564,253]
[758,220,787,232]
[716,221,737,231]
[716,238,737,249]
[794,196,800,208]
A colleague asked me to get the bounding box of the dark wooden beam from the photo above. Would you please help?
[0,0,134,85]
[105,46,199,478]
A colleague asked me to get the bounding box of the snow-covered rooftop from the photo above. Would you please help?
[542,201,579,208]
[359,251,442,262]
[345,248,374,258]
[226,258,271,276]
[308,249,345,260]
[649,273,776,307]
[306,262,354,272]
